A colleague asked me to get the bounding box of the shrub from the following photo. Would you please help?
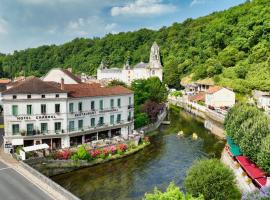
[75,145,91,160]
[257,135,270,174]
[184,159,241,200]
[143,182,204,200]
[135,112,150,129]
[90,149,101,158]
[118,143,128,151]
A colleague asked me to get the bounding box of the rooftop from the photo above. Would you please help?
[206,86,223,94]
[61,69,82,83]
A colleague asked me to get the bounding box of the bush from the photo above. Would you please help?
[257,135,270,174]
[143,182,204,200]
[184,159,241,200]
[171,91,183,97]
[73,145,91,161]
[135,112,150,129]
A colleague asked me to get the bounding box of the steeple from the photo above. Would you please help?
[149,42,162,69]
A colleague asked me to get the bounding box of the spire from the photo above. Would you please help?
[149,42,162,69]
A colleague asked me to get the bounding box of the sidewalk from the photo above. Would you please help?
[0,147,75,200]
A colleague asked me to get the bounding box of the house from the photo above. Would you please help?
[205,86,235,108]
[252,90,270,113]
[2,76,134,153]
[97,42,163,85]
[42,68,82,84]
[181,76,214,95]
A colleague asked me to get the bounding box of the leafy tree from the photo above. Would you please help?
[134,113,149,129]
[257,134,270,174]
[143,182,204,200]
[184,159,241,200]
[141,101,164,122]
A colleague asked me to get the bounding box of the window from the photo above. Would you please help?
[91,118,95,127]
[69,121,75,132]
[78,120,83,129]
[128,111,132,121]
[12,105,18,116]
[99,117,104,126]
[41,104,46,114]
[152,70,155,75]
[54,122,61,133]
[99,100,103,110]
[69,103,74,113]
[129,97,132,105]
[110,99,114,108]
[117,98,121,107]
[55,104,60,113]
[110,115,114,125]
[12,95,17,99]
[91,101,95,110]
[27,124,34,135]
[56,94,59,98]
[12,124,19,135]
[117,114,121,123]
[78,102,82,112]
[41,123,48,134]
[27,94,31,99]
[27,105,32,115]
[41,94,45,98]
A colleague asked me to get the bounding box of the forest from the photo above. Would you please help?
[0,0,269,94]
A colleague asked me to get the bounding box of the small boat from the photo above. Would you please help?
[177,131,184,136]
[192,133,198,140]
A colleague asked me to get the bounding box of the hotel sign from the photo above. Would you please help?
[74,108,118,117]
[16,115,57,121]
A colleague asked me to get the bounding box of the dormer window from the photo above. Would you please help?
[56,94,59,98]
[12,95,17,99]
[27,95,31,99]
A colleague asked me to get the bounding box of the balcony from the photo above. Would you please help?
[128,105,134,109]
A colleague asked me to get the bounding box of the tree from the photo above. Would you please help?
[184,159,241,200]
[257,134,270,174]
[143,182,204,200]
[141,101,164,122]
[134,113,149,129]
[108,80,127,87]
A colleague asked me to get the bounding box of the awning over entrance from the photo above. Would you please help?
[22,143,49,152]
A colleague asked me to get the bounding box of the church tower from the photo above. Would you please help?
[148,42,163,81]
[149,42,162,69]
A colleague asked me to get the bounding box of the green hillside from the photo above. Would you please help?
[0,0,269,94]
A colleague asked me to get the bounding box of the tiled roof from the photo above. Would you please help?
[188,92,205,102]
[0,79,11,84]
[2,76,66,95]
[206,86,223,94]
[61,69,82,83]
[63,83,133,98]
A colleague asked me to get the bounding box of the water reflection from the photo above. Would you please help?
[52,109,225,200]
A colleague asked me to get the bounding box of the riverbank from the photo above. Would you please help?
[168,96,225,139]
[26,142,150,177]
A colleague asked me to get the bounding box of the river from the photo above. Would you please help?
[52,108,225,200]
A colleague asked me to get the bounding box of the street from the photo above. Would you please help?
[0,160,53,200]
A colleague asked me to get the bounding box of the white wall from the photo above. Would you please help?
[43,69,78,84]
[205,88,235,107]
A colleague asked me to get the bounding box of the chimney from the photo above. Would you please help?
[61,78,64,90]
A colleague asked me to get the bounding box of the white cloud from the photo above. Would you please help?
[190,0,206,7]
[0,18,8,35]
[111,0,177,17]
[65,17,120,37]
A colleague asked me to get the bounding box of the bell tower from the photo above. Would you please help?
[149,42,162,69]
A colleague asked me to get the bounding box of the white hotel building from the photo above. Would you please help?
[2,74,134,152]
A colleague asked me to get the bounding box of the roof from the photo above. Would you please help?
[61,69,81,83]
[63,83,133,98]
[0,79,11,84]
[206,86,223,94]
[188,92,205,102]
[134,62,148,68]
[2,76,66,95]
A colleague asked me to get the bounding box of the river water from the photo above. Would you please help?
[52,108,225,200]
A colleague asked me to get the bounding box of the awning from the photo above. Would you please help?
[227,137,242,156]
[22,144,49,152]
[254,177,267,188]
[236,156,253,166]
[12,139,23,146]
[243,165,266,179]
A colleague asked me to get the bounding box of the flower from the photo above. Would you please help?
[90,149,101,158]
[118,143,128,151]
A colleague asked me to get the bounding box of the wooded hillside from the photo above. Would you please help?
[0,0,269,93]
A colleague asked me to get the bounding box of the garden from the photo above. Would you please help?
[50,137,150,163]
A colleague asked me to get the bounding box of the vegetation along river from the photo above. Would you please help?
[52,108,225,200]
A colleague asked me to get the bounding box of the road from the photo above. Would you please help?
[0,160,53,200]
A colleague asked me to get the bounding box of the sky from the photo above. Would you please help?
[0,0,245,54]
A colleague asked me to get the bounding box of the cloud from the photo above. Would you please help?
[111,0,177,17]
[0,18,8,35]
[65,17,120,37]
[190,0,206,7]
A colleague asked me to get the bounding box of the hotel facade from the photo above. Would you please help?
[3,75,134,152]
